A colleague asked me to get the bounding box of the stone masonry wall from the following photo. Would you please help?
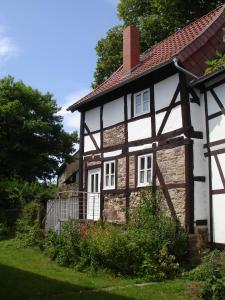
[156,145,186,226]
[129,155,135,188]
[117,157,126,189]
[103,124,125,148]
[103,193,126,223]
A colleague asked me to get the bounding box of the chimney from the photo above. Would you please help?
[123,26,140,72]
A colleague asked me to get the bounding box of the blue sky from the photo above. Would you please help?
[0,0,119,133]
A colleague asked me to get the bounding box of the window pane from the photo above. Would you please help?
[143,91,149,112]
[147,156,151,169]
[106,175,109,187]
[147,170,151,183]
[135,94,142,114]
[106,163,109,175]
[95,174,99,192]
[91,174,94,192]
[111,162,115,174]
[111,174,115,186]
[140,157,145,170]
[140,171,145,183]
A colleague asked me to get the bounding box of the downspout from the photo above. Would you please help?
[173,57,199,79]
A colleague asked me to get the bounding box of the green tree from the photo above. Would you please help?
[92,0,224,88]
[205,50,225,75]
[92,25,123,89]
[0,76,77,182]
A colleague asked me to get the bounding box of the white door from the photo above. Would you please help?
[87,168,100,220]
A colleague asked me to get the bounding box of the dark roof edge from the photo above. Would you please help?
[190,68,225,87]
[67,58,174,112]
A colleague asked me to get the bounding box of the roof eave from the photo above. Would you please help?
[190,68,225,87]
[67,58,175,112]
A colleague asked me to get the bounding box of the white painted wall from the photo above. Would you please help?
[190,102,204,132]
[211,155,223,190]
[84,133,100,153]
[162,106,182,134]
[154,73,180,111]
[103,150,122,158]
[85,107,100,131]
[209,114,225,143]
[212,194,225,243]
[129,143,152,152]
[103,97,124,128]
[128,117,152,141]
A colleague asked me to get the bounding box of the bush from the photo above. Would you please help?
[44,220,81,267]
[0,222,11,240]
[78,223,138,275]
[43,188,188,279]
[200,268,225,300]
[188,250,225,281]
[16,202,43,247]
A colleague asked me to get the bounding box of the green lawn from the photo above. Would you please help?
[0,239,200,300]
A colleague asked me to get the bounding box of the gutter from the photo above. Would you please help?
[173,57,199,79]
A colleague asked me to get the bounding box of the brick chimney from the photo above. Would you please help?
[123,26,140,72]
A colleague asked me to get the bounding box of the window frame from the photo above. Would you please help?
[134,88,150,117]
[103,160,116,190]
[137,154,153,187]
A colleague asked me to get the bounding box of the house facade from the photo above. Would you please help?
[68,5,225,246]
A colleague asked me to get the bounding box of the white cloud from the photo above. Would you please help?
[58,89,91,133]
[0,25,18,64]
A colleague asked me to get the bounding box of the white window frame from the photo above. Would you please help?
[134,88,150,117]
[103,160,115,190]
[137,154,153,187]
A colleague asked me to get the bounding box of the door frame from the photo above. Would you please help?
[87,168,101,220]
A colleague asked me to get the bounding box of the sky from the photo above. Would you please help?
[0,0,120,133]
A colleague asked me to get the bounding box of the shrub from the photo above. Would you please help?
[200,268,225,300]
[0,222,11,240]
[44,220,81,267]
[78,223,138,275]
[205,51,225,75]
[188,250,225,281]
[16,202,43,247]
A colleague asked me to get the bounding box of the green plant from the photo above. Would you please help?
[200,268,225,300]
[0,223,11,240]
[16,201,43,247]
[205,51,225,75]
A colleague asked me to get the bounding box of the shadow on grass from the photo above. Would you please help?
[0,263,135,300]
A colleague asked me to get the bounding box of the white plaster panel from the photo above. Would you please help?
[162,105,182,134]
[155,111,166,134]
[212,194,225,243]
[103,97,124,128]
[211,143,225,152]
[103,150,122,158]
[218,153,225,180]
[211,156,223,190]
[128,117,152,141]
[190,102,204,132]
[194,182,209,221]
[207,91,221,115]
[85,107,100,131]
[214,84,225,107]
[129,143,152,152]
[127,94,131,119]
[154,74,180,111]
[84,133,100,153]
[209,114,225,143]
[193,139,207,176]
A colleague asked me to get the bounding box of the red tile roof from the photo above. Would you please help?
[69,5,225,111]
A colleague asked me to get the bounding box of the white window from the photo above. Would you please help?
[134,89,150,116]
[138,154,152,187]
[104,160,115,189]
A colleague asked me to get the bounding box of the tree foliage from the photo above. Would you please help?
[205,50,225,75]
[92,0,224,88]
[0,76,78,182]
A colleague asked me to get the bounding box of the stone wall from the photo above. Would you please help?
[117,157,126,189]
[103,124,125,148]
[129,156,135,188]
[156,145,186,226]
[86,160,101,167]
[103,193,126,223]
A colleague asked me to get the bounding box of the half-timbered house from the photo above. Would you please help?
[68,5,225,246]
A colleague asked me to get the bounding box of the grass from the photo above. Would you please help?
[0,239,200,300]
